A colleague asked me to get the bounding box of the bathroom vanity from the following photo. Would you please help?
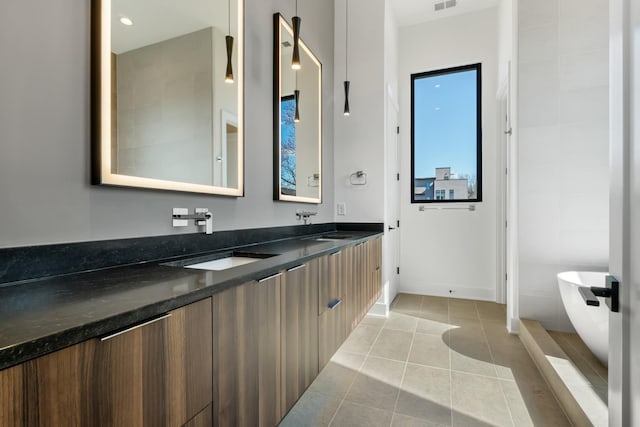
[0,227,382,427]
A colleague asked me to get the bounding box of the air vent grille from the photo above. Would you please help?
[434,0,456,11]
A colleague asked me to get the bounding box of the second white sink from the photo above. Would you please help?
[185,256,261,271]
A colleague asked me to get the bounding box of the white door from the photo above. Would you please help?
[385,87,401,306]
[608,0,639,424]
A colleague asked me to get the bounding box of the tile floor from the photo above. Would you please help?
[280,293,571,427]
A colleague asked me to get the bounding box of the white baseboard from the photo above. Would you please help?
[398,283,497,302]
[368,302,388,317]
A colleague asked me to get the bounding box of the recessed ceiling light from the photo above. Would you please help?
[435,107,441,111]
[435,84,441,88]
[120,16,133,26]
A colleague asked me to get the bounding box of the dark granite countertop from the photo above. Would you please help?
[0,230,382,370]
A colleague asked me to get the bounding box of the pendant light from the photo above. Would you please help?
[343,0,350,116]
[292,0,301,70]
[225,0,234,83]
[294,73,301,122]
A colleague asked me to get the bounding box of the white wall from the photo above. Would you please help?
[0,0,334,248]
[398,8,499,300]
[517,0,609,331]
[333,0,385,223]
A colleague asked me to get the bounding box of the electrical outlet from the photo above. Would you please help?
[337,202,346,216]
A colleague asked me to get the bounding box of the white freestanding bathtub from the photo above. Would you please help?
[557,271,609,366]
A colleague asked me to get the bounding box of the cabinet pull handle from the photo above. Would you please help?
[375,266,380,271]
[328,299,342,309]
[100,314,172,341]
[258,272,282,283]
[355,242,364,247]
[286,264,306,272]
[330,251,342,257]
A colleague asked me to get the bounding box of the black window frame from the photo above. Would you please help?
[410,63,483,204]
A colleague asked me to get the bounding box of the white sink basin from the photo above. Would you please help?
[185,256,261,271]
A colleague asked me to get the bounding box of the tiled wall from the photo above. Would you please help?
[517,0,609,331]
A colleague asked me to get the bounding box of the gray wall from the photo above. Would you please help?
[0,0,334,248]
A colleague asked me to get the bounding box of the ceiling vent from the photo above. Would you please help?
[434,0,456,11]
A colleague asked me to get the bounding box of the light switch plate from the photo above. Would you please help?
[337,202,346,216]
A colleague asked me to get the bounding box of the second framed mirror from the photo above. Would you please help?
[273,13,322,203]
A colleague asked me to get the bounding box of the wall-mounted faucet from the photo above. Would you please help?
[172,208,213,234]
[296,211,318,225]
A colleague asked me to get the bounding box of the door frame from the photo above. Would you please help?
[496,69,511,305]
[384,83,401,310]
[608,0,638,424]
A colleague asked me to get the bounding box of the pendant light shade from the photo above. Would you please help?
[343,0,350,116]
[225,35,234,83]
[291,16,301,70]
[294,89,301,122]
[343,81,350,116]
[225,0,234,83]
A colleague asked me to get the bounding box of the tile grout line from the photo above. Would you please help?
[447,296,454,427]
[389,295,422,425]
[475,301,517,427]
[328,312,388,427]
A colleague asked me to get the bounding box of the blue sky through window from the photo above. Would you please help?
[413,69,477,180]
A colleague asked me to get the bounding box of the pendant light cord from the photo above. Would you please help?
[345,0,349,80]
[228,0,231,34]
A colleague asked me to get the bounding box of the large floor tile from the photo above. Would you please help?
[392,294,424,315]
[384,312,419,333]
[395,363,452,425]
[416,317,455,336]
[308,352,364,398]
[279,390,342,427]
[475,301,507,321]
[409,333,450,369]
[340,324,381,355]
[450,350,497,378]
[330,401,394,427]
[448,299,479,320]
[391,413,447,427]
[451,372,512,427]
[370,329,413,362]
[344,356,405,412]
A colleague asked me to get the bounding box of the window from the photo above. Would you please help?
[411,63,482,203]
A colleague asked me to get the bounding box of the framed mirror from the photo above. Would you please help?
[92,0,244,196]
[273,14,322,203]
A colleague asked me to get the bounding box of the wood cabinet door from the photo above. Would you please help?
[94,298,212,427]
[0,339,96,426]
[281,260,319,414]
[0,299,212,427]
[212,275,282,427]
[182,402,213,427]
[318,253,347,369]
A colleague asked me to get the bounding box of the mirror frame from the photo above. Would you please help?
[273,13,322,204]
[91,0,245,196]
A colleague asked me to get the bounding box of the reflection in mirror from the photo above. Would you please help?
[92,0,244,196]
[273,14,322,203]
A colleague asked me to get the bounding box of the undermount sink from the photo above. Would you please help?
[164,251,277,271]
[185,256,261,271]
